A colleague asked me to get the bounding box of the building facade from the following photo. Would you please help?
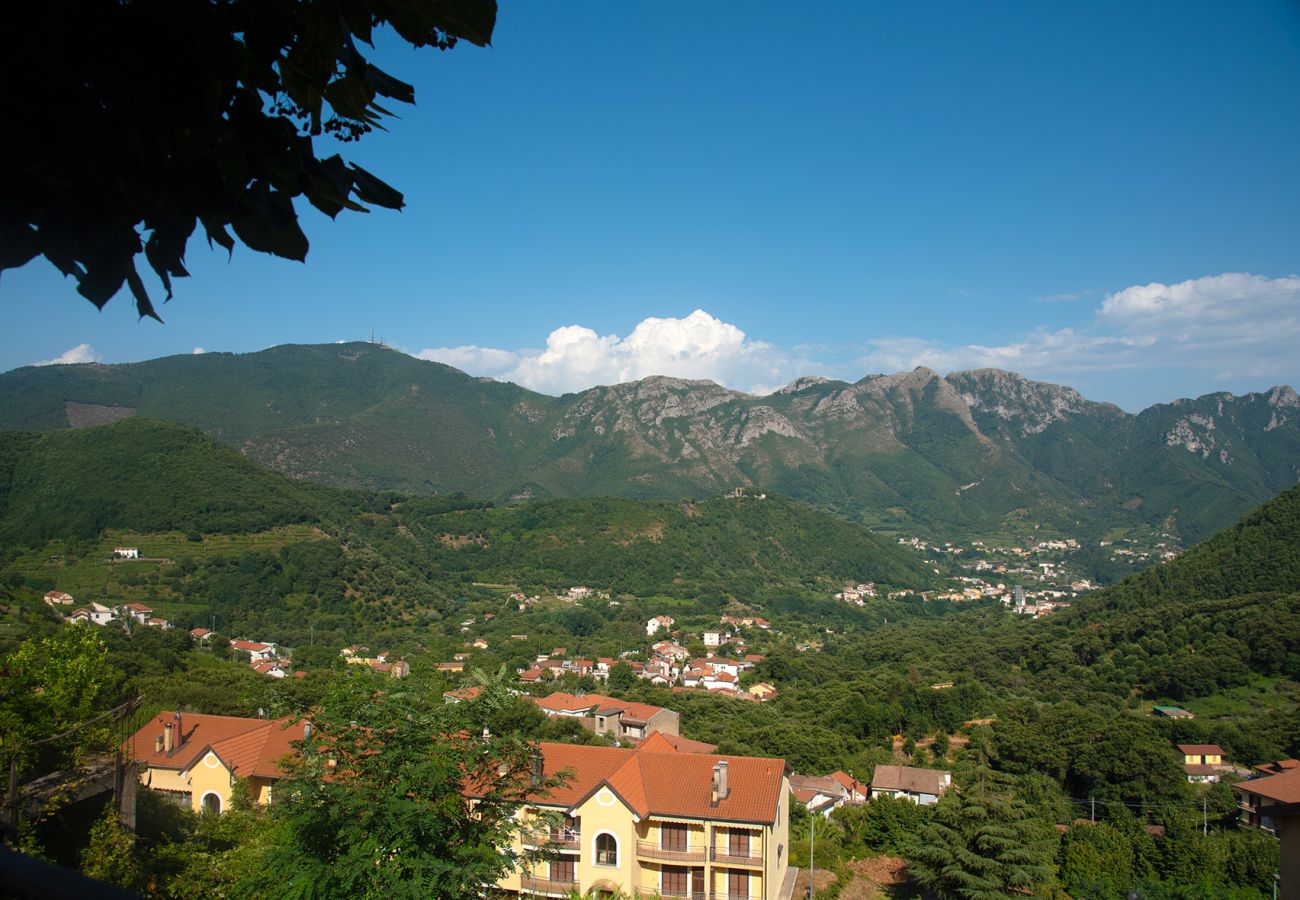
[493,736,795,899]
[128,710,302,814]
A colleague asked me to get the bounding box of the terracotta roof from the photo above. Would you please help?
[1183,764,1218,777]
[524,741,786,825]
[871,765,952,796]
[790,773,847,798]
[532,692,668,724]
[829,770,869,796]
[1254,759,1300,776]
[639,732,719,754]
[128,712,304,779]
[1178,744,1226,756]
[443,686,482,701]
[231,640,272,652]
[1234,768,1300,805]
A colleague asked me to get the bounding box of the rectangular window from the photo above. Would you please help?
[661,823,687,851]
[728,829,750,857]
[728,869,749,899]
[662,866,687,894]
[549,857,574,883]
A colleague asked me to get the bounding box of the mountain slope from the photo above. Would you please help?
[0,343,1296,544]
[0,419,327,545]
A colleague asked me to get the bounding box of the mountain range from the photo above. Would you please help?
[1,342,1296,543]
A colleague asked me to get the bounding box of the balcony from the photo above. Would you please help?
[521,876,580,896]
[635,889,707,900]
[524,828,581,851]
[709,846,763,867]
[636,840,708,863]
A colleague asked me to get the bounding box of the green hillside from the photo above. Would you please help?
[0,419,328,545]
[1077,481,1300,612]
[0,418,937,649]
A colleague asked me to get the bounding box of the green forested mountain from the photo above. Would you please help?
[0,419,328,545]
[0,343,1296,545]
[0,418,936,648]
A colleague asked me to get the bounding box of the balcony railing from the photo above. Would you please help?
[709,846,763,866]
[521,876,580,895]
[524,828,581,850]
[634,889,707,900]
[636,840,708,863]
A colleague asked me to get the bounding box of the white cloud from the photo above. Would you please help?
[414,310,817,395]
[193,347,206,354]
[34,343,101,366]
[859,273,1300,384]
[414,345,520,376]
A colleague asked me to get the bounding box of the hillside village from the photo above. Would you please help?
[6,459,1297,899]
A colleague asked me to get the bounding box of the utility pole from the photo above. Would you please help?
[1203,797,1207,836]
[1090,797,1095,823]
[807,813,815,899]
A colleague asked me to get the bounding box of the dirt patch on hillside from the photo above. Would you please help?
[65,401,136,428]
[437,533,486,548]
[792,868,837,897]
[849,856,909,885]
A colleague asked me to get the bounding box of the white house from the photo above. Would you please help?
[870,766,952,805]
[646,615,675,636]
[113,547,140,559]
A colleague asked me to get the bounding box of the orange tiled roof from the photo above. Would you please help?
[524,741,786,825]
[829,770,868,795]
[129,712,304,780]
[639,732,719,754]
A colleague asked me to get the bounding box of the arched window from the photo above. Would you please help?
[201,792,222,815]
[594,832,617,866]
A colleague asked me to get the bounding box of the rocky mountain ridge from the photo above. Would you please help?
[0,343,1295,544]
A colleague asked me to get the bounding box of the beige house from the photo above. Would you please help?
[128,711,303,814]
[1178,743,1227,784]
[490,732,795,899]
[531,692,681,743]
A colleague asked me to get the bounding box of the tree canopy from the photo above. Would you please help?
[1,0,496,320]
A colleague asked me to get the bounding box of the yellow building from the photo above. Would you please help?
[1178,743,1225,766]
[489,731,795,899]
[128,710,304,814]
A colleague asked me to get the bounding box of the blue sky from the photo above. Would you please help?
[5,1,1300,410]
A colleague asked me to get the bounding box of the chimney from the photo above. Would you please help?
[303,722,313,740]
[154,735,164,753]
[173,706,183,748]
[711,760,729,803]
[163,721,174,753]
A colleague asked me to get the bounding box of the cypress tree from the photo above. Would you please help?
[905,746,1058,898]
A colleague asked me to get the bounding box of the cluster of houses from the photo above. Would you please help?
[833,583,877,604]
[51,593,175,630]
[230,638,297,678]
[339,645,410,678]
[790,764,952,815]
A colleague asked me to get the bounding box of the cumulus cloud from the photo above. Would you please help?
[34,343,101,366]
[859,273,1300,384]
[415,310,816,395]
[193,347,206,354]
